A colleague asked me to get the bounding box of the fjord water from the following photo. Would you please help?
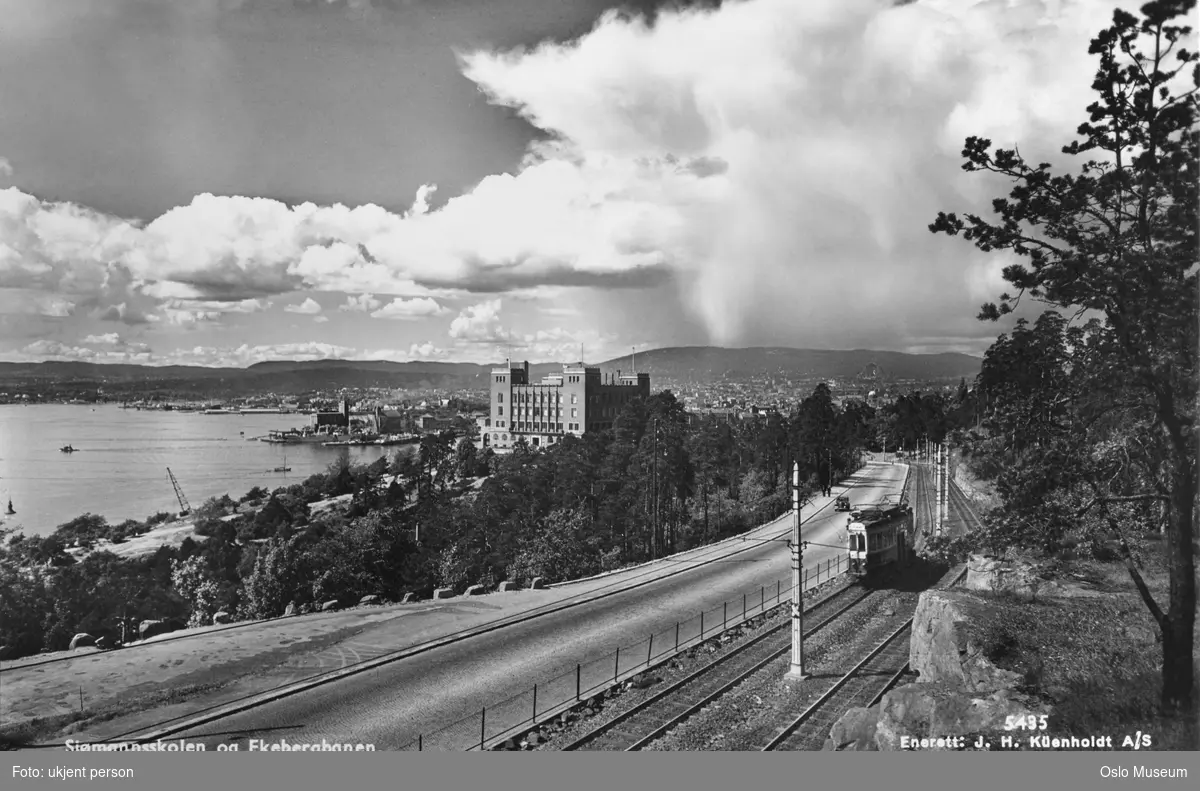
[0,404,399,536]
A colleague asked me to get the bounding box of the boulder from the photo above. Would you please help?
[283,602,298,617]
[498,581,519,592]
[359,595,381,606]
[529,577,547,590]
[320,600,341,612]
[433,587,456,600]
[828,706,879,751]
[401,592,420,604]
[93,636,111,650]
[874,681,1036,750]
[910,591,1022,694]
[464,584,487,596]
[212,611,232,625]
[138,619,180,641]
[964,554,1042,600]
[69,633,96,651]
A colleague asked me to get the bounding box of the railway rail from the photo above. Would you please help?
[761,619,914,751]
[562,583,874,751]
[560,463,981,754]
[760,563,967,751]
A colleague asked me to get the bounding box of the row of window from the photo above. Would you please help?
[497,391,581,405]
[498,406,580,418]
[850,531,897,552]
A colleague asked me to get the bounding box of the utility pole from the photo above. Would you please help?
[942,443,949,533]
[786,461,809,681]
[937,443,947,535]
[653,417,659,558]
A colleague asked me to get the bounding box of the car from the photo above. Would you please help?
[835,495,851,512]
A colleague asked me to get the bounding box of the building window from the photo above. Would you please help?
[498,406,504,416]
[571,394,578,404]
[497,393,503,403]
[571,408,578,418]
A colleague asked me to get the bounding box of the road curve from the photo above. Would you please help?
[131,462,907,751]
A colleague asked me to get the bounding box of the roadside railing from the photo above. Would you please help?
[397,553,849,751]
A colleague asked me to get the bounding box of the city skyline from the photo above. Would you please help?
[0,0,1127,367]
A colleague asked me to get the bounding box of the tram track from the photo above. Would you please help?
[760,562,967,751]
[562,583,875,751]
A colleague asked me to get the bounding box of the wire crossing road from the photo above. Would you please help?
[123,462,907,751]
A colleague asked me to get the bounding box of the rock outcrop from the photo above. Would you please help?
[320,599,341,612]
[826,588,1046,751]
[910,590,1023,692]
[498,581,519,592]
[963,555,1042,601]
[464,584,487,596]
[401,592,420,604]
[433,587,455,600]
[359,595,381,606]
[212,611,232,625]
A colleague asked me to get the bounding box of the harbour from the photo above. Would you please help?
[0,404,413,537]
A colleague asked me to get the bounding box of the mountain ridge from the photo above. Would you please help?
[0,346,982,393]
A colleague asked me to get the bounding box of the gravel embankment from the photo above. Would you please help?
[500,575,854,750]
[512,564,945,752]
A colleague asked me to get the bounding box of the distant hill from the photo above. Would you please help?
[0,346,981,395]
[593,347,981,383]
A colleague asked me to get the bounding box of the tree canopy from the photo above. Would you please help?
[931,0,1197,713]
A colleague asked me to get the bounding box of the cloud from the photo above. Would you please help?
[159,303,225,326]
[452,0,1134,348]
[0,0,1143,355]
[353,342,450,361]
[284,297,323,314]
[0,157,12,180]
[448,299,514,344]
[369,297,448,321]
[313,315,330,323]
[96,301,154,325]
[20,338,152,363]
[339,293,382,313]
[38,296,74,317]
[83,332,121,345]
[160,341,356,368]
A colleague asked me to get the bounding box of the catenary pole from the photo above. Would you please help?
[786,461,809,681]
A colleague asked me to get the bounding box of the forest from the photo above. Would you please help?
[0,382,972,660]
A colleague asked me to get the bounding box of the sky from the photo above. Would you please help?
[0,0,1136,368]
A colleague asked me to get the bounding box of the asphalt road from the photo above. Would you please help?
[161,462,907,751]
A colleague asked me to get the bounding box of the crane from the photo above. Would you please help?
[167,467,191,516]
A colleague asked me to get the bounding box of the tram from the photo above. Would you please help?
[846,499,913,576]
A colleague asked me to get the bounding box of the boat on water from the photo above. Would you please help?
[262,427,343,444]
[60,444,77,453]
[273,450,292,473]
[323,433,420,447]
[202,408,236,415]
[5,499,14,516]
